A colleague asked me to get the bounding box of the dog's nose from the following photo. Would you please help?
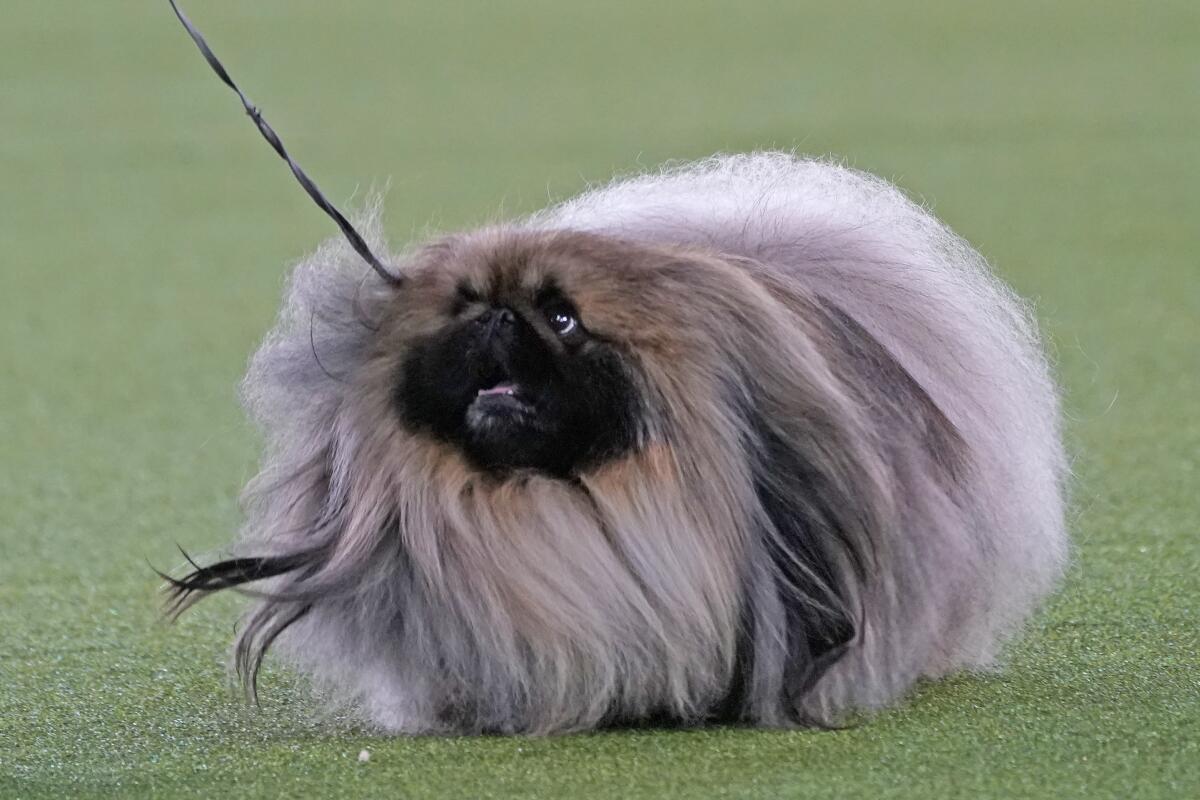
[476,307,516,344]
[491,307,515,328]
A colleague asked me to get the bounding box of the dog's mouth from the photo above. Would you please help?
[474,381,532,409]
[461,373,557,469]
[468,379,538,421]
[463,349,551,441]
[477,381,519,399]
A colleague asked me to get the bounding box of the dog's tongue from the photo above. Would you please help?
[477,382,517,397]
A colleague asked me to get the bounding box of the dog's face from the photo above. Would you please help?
[390,232,658,476]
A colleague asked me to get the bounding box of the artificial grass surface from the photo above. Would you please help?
[1,1,1197,797]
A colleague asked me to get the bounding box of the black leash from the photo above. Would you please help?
[167,0,403,286]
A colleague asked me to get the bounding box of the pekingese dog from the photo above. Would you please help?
[167,153,1067,734]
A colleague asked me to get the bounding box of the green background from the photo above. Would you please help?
[2,1,1196,797]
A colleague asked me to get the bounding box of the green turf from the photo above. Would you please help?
[2,1,1197,797]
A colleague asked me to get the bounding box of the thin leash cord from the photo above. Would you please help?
[167,0,403,286]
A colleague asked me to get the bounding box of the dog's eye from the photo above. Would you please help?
[546,306,578,336]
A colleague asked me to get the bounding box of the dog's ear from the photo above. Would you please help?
[750,417,862,717]
[735,295,970,722]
